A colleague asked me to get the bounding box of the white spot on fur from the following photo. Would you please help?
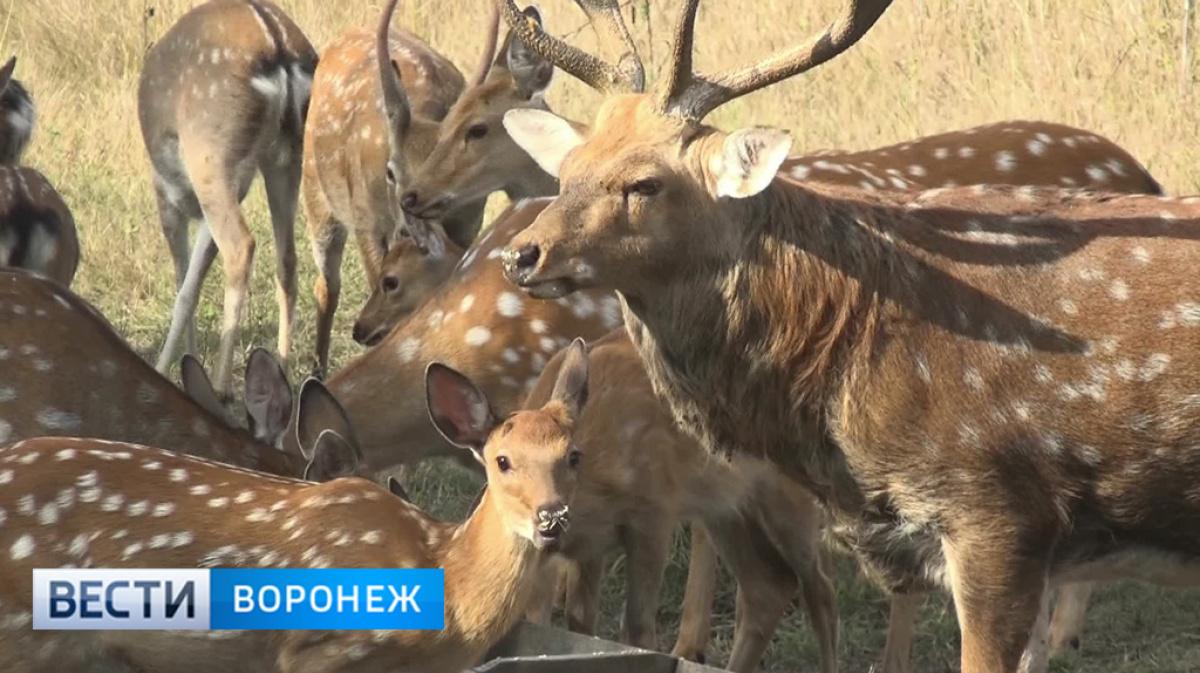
[1026,139,1047,156]
[497,292,523,318]
[1109,279,1129,301]
[994,151,1017,171]
[530,319,548,334]
[460,294,475,312]
[1085,165,1109,183]
[465,327,492,346]
[1058,299,1078,316]
[37,409,81,431]
[397,337,421,364]
[10,534,34,560]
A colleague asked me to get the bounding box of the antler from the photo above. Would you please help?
[472,2,502,86]
[656,0,894,121]
[377,0,412,137]
[495,0,644,93]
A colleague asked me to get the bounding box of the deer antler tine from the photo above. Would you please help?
[663,0,894,121]
[573,0,645,93]
[495,0,637,93]
[472,1,501,86]
[377,0,412,135]
[654,0,701,112]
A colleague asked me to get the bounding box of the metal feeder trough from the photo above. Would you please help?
[469,621,728,673]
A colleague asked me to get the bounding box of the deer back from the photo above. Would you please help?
[0,269,305,476]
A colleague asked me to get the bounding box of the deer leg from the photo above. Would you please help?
[156,223,217,374]
[671,522,719,664]
[752,479,839,673]
[619,516,672,651]
[355,223,387,294]
[564,555,604,636]
[188,173,255,398]
[260,154,302,367]
[879,593,923,673]
[703,514,796,673]
[307,216,346,379]
[943,532,1049,673]
[1017,589,1053,673]
[152,181,200,362]
[1047,582,1093,658]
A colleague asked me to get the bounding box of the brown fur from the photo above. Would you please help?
[523,329,840,671]
[301,21,465,375]
[0,403,578,673]
[0,166,78,287]
[139,0,318,394]
[0,269,306,476]
[323,198,622,473]
[507,94,1200,673]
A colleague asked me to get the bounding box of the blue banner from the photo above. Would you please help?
[33,568,445,631]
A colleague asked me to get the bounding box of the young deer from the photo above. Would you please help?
[141,0,318,396]
[0,268,361,481]
[0,340,589,673]
[324,197,622,473]
[498,1,1200,672]
[304,0,558,376]
[523,328,840,672]
[0,57,80,287]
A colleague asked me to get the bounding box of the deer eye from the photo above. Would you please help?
[496,455,511,472]
[568,449,582,469]
[385,164,397,184]
[466,123,488,141]
[626,178,661,198]
[381,276,400,293]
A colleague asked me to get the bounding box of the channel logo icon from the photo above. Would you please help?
[33,568,445,630]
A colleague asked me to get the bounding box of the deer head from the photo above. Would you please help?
[426,337,589,549]
[399,4,563,223]
[496,0,894,299]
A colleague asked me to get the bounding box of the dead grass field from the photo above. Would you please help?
[6,0,1200,670]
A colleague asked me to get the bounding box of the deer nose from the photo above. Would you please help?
[351,321,371,344]
[536,502,570,537]
[503,244,542,279]
[400,190,419,213]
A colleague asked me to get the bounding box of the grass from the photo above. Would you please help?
[6,0,1200,670]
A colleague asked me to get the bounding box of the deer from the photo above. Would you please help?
[140,0,318,398]
[496,1,1200,672]
[0,56,80,288]
[0,339,590,673]
[0,267,367,484]
[304,0,560,376]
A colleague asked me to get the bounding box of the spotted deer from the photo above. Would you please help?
[519,328,839,671]
[0,341,589,673]
[304,0,560,376]
[141,0,318,396]
[0,268,366,483]
[0,57,80,288]
[323,197,622,474]
[497,1,1200,672]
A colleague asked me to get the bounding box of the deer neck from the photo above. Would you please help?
[435,490,540,649]
[619,182,891,502]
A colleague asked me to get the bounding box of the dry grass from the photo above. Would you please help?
[5,0,1200,670]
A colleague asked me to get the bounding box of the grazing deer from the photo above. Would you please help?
[0,268,363,482]
[0,340,589,673]
[141,0,318,396]
[497,1,1200,672]
[323,197,622,473]
[304,0,559,376]
[0,57,80,287]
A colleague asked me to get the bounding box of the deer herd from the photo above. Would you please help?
[0,0,1196,671]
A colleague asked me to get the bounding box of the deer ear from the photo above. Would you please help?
[295,378,359,461]
[0,56,16,96]
[504,5,554,100]
[549,338,589,424]
[244,348,293,448]
[180,355,230,424]
[402,217,449,261]
[711,127,793,199]
[303,430,363,482]
[425,362,496,456]
[504,109,583,179]
[386,475,412,503]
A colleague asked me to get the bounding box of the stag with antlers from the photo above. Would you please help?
[495,1,1200,672]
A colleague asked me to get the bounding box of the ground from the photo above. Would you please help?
[7,0,1200,669]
